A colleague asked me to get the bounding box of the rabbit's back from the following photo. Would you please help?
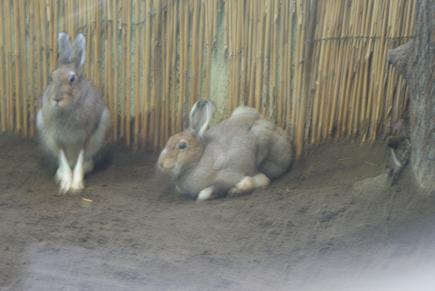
[208,106,293,179]
[206,111,259,171]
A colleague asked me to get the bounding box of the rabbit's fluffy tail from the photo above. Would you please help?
[251,119,294,179]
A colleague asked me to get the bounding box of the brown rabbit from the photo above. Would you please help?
[158,100,293,201]
[36,32,110,194]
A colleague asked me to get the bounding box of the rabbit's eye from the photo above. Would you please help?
[68,73,76,84]
[178,142,188,150]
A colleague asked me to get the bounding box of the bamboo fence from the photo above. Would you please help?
[0,0,415,157]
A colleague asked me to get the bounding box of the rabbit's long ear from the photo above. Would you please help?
[188,100,215,138]
[58,32,72,64]
[71,33,86,69]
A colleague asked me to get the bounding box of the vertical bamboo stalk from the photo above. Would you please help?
[276,0,284,125]
[0,0,5,131]
[164,0,175,145]
[204,0,217,101]
[19,0,28,135]
[178,1,188,132]
[282,0,292,130]
[159,0,167,149]
[226,0,234,108]
[111,0,119,140]
[141,0,152,145]
[171,0,178,136]
[69,0,75,35]
[133,0,141,148]
[321,0,333,140]
[197,1,205,100]
[341,1,358,137]
[244,0,254,106]
[383,1,396,136]
[178,0,185,132]
[103,0,116,143]
[13,0,21,133]
[352,3,368,137]
[336,2,351,138]
[64,1,69,34]
[5,0,13,130]
[125,0,132,145]
[292,0,302,147]
[254,1,265,110]
[262,0,272,115]
[85,0,92,78]
[248,1,258,107]
[26,1,38,136]
[269,0,279,121]
[361,0,376,141]
[310,0,329,143]
[94,1,101,87]
[119,0,126,140]
[57,0,63,34]
[49,0,56,72]
[372,0,389,141]
[190,0,200,101]
[236,0,242,107]
[327,0,345,138]
[239,0,250,106]
[34,0,43,128]
[294,0,303,153]
[300,0,316,150]
[151,0,161,150]
[230,0,237,106]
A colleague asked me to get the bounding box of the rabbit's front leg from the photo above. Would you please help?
[71,149,85,193]
[56,149,73,194]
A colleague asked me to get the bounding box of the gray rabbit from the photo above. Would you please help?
[158,100,293,200]
[36,32,110,194]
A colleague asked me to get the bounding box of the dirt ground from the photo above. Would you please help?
[1,134,435,291]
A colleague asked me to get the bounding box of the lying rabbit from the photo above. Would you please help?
[158,100,293,200]
[36,32,110,194]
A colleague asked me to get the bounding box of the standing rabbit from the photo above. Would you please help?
[158,100,293,201]
[36,32,110,194]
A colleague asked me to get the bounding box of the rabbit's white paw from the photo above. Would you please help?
[197,187,215,201]
[56,166,72,194]
[71,178,84,193]
[56,149,74,194]
[71,150,85,193]
[228,176,254,195]
[55,167,63,184]
[252,173,270,188]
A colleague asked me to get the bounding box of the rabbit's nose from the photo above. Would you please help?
[159,159,174,170]
[54,96,64,103]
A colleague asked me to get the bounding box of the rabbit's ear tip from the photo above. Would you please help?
[193,99,214,110]
[58,32,69,39]
[76,33,85,41]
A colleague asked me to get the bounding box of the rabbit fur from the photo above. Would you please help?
[36,32,110,194]
[158,100,293,201]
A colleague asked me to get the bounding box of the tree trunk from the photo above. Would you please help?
[388,0,434,190]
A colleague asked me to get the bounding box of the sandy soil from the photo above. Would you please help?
[0,134,435,291]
